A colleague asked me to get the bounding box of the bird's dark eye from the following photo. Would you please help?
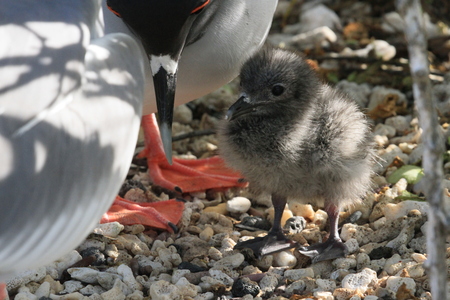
[191,0,210,14]
[271,84,285,96]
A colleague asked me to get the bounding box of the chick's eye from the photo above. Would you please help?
[271,84,285,96]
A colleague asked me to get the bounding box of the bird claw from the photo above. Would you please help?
[235,232,298,258]
[298,239,348,263]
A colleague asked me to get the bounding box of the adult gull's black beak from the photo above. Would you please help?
[151,55,178,165]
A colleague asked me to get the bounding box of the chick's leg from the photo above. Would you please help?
[299,202,348,263]
[234,194,297,257]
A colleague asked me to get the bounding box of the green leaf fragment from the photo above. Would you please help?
[387,165,424,184]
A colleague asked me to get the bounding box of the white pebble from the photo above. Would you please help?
[332,258,357,270]
[157,246,182,269]
[117,264,143,291]
[386,276,416,294]
[284,268,314,281]
[272,251,297,268]
[208,269,234,286]
[194,292,215,300]
[34,281,50,298]
[313,291,333,300]
[15,291,37,300]
[173,104,193,124]
[126,290,144,300]
[342,268,377,292]
[411,253,427,263]
[383,201,428,222]
[259,274,278,293]
[226,197,251,213]
[285,280,306,294]
[79,285,106,295]
[149,280,180,300]
[345,238,360,254]
[385,115,409,133]
[49,292,85,299]
[98,272,122,290]
[212,253,244,270]
[62,280,84,294]
[6,267,47,290]
[100,285,126,300]
[93,222,124,238]
[316,279,336,292]
[175,277,198,297]
[171,269,191,284]
[373,123,396,138]
[67,268,99,284]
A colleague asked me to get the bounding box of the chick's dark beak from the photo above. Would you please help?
[225,93,254,121]
[153,66,177,165]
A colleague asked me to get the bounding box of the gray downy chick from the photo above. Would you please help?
[218,47,376,263]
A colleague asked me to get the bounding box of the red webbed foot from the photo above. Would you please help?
[101,196,184,233]
[139,114,247,193]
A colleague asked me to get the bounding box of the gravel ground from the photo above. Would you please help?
[6,1,450,299]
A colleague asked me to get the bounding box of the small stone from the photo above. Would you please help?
[285,280,306,294]
[272,251,297,268]
[212,253,244,270]
[330,269,350,281]
[207,247,223,261]
[203,203,228,215]
[385,276,416,294]
[62,281,84,294]
[208,269,234,286]
[178,262,206,273]
[332,258,357,270]
[227,197,251,213]
[313,291,334,300]
[101,283,126,300]
[384,254,403,275]
[356,253,371,270]
[126,290,144,300]
[79,284,106,295]
[67,268,99,284]
[149,280,180,300]
[284,268,314,281]
[345,239,360,254]
[289,203,315,220]
[333,288,360,300]
[33,281,50,298]
[385,116,409,133]
[231,277,260,297]
[383,201,428,222]
[373,123,396,138]
[14,291,37,300]
[117,234,151,256]
[175,277,198,298]
[312,209,328,230]
[173,104,193,124]
[199,226,214,242]
[259,274,278,293]
[369,246,394,260]
[341,268,377,292]
[411,253,427,263]
[6,267,47,291]
[255,255,273,271]
[316,279,336,292]
[97,272,122,291]
[283,216,306,234]
[117,264,142,291]
[92,222,124,238]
